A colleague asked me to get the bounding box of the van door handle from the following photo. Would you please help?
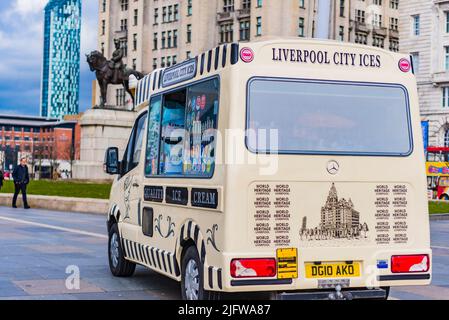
[133,183,140,188]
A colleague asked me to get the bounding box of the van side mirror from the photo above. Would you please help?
[104,147,119,175]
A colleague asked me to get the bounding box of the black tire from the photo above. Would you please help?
[181,246,219,300]
[383,287,391,300]
[108,223,136,277]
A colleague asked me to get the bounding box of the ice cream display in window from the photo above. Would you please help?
[160,101,185,175]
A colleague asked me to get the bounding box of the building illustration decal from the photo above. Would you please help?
[300,183,369,241]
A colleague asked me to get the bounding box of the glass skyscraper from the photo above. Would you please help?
[40,0,81,119]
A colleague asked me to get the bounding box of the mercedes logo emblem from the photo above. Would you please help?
[327,160,340,175]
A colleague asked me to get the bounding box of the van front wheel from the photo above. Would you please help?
[108,223,136,277]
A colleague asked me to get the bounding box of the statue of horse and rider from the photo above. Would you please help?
[86,39,145,109]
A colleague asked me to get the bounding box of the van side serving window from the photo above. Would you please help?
[145,77,220,177]
[247,78,412,156]
[122,112,148,176]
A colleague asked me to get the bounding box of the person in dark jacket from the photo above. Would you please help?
[12,157,30,209]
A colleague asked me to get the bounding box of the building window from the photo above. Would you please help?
[339,0,345,17]
[120,19,127,32]
[116,88,126,106]
[446,12,449,33]
[224,0,234,12]
[355,32,367,45]
[101,20,105,35]
[162,7,167,23]
[220,23,233,43]
[102,0,106,12]
[240,20,250,41]
[299,0,305,8]
[120,0,128,11]
[443,87,449,107]
[372,14,382,28]
[173,55,177,65]
[242,0,251,9]
[133,33,137,51]
[174,4,179,21]
[132,59,137,70]
[389,39,399,52]
[411,52,420,74]
[154,8,159,24]
[153,58,157,70]
[101,42,105,55]
[187,51,192,59]
[444,46,449,71]
[257,0,263,7]
[153,33,158,50]
[173,30,178,48]
[162,31,166,48]
[339,26,344,41]
[355,10,365,23]
[187,24,192,43]
[167,56,172,67]
[168,6,173,22]
[444,129,449,147]
[373,0,382,5]
[298,17,305,37]
[412,15,420,36]
[161,57,166,68]
[372,35,384,48]
[120,39,128,57]
[134,9,138,26]
[390,18,398,31]
[390,0,399,10]
[167,31,172,48]
[187,0,193,16]
[256,17,262,36]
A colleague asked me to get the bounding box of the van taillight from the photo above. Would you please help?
[230,258,276,278]
[391,255,430,273]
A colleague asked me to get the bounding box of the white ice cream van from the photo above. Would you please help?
[104,39,431,300]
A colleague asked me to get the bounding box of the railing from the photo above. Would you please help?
[217,11,234,22]
[372,26,387,37]
[432,71,449,84]
[237,8,251,18]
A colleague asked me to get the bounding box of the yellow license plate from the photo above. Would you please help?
[277,248,298,279]
[305,262,361,279]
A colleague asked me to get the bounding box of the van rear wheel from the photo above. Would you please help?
[181,246,220,300]
[108,223,136,277]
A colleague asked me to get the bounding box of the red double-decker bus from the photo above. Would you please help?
[426,147,449,200]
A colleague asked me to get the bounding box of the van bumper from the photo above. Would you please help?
[275,287,389,300]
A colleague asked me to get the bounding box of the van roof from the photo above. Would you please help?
[134,38,410,108]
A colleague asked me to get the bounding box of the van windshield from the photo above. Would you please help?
[247,78,412,156]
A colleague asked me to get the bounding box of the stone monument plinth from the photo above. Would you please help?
[73,107,136,180]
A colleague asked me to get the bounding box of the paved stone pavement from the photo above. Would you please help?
[0,206,447,300]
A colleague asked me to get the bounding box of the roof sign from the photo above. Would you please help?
[162,59,197,88]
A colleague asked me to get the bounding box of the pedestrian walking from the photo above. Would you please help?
[12,157,30,209]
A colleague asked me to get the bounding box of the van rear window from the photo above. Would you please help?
[247,78,412,156]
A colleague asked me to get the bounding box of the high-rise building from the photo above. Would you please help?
[41,0,82,119]
[400,0,449,149]
[97,0,400,107]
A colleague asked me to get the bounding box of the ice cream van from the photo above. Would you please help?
[104,39,431,300]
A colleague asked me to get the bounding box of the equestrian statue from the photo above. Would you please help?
[86,39,145,109]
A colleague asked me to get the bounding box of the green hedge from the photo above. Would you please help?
[0,180,112,200]
[428,201,449,215]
